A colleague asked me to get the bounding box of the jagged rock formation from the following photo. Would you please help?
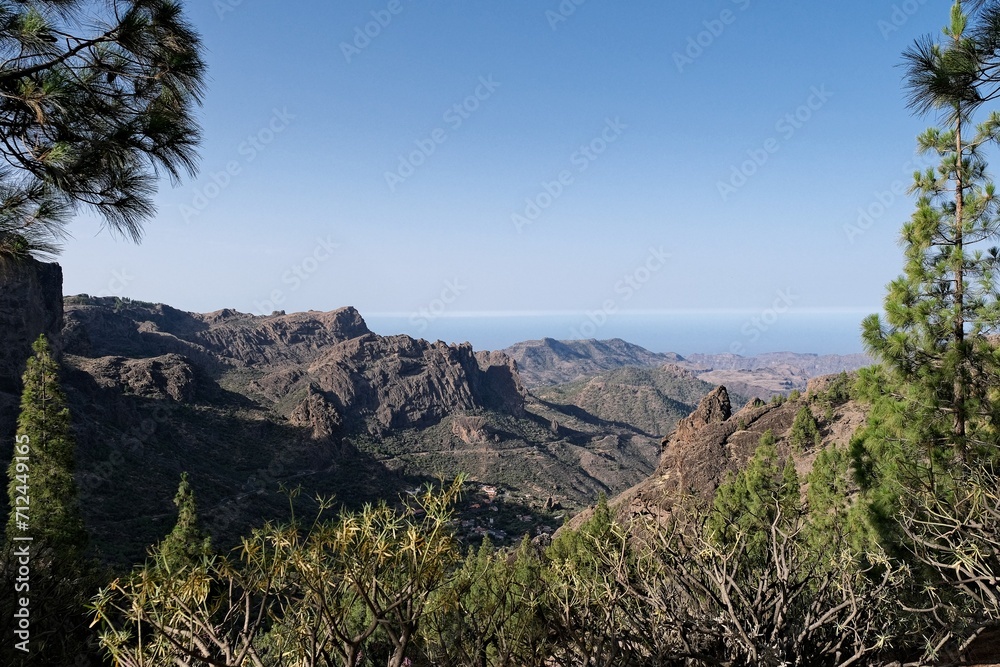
[566,375,869,528]
[0,259,63,441]
[669,385,732,444]
[62,298,526,437]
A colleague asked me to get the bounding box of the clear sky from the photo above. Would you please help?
[58,1,960,352]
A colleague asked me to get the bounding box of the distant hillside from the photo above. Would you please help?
[55,297,661,563]
[683,352,872,375]
[503,338,682,388]
[682,352,872,399]
[535,364,723,438]
[505,338,872,399]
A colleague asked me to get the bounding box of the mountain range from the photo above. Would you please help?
[0,261,874,564]
[52,297,679,562]
[503,337,871,398]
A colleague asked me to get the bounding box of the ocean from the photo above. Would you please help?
[362,311,873,357]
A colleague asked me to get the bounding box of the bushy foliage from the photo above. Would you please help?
[91,458,934,667]
[789,405,821,453]
[708,431,798,556]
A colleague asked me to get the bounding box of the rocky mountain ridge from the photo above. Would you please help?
[63,297,526,436]
[504,337,871,398]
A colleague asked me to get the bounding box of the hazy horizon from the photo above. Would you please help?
[56,1,947,328]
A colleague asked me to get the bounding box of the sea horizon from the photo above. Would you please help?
[363,310,874,358]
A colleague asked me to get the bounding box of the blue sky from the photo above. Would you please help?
[58,1,958,352]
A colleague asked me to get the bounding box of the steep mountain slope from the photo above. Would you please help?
[534,364,723,437]
[58,297,660,563]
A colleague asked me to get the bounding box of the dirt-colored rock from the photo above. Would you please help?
[289,385,343,439]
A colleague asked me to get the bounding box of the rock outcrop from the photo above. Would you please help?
[77,354,198,403]
[289,385,343,439]
[566,376,869,529]
[669,385,731,443]
[0,259,64,440]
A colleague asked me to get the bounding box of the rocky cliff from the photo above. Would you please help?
[0,259,63,441]
[62,298,526,436]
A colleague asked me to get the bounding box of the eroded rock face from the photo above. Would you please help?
[670,385,732,443]
[451,415,491,445]
[62,299,526,437]
[77,354,198,403]
[289,385,343,439]
[298,336,526,435]
[0,259,64,440]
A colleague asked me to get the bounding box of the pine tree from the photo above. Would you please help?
[708,430,800,560]
[0,0,206,260]
[854,2,1000,537]
[789,405,821,453]
[1,335,97,665]
[5,335,86,556]
[154,472,212,571]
